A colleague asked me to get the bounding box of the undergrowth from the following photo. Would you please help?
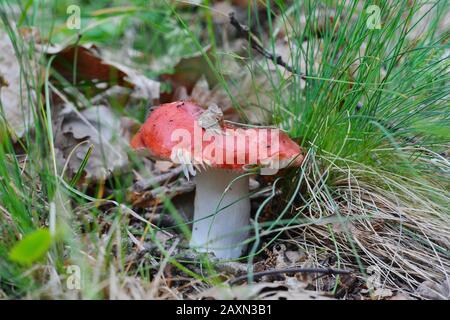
[0,0,448,299]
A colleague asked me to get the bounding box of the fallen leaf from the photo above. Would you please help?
[49,44,126,86]
[45,43,159,101]
[416,280,450,300]
[190,75,232,111]
[9,229,52,266]
[198,281,333,300]
[214,261,248,275]
[111,62,160,101]
[233,71,278,124]
[372,288,393,299]
[160,46,217,102]
[154,230,174,244]
[55,104,131,180]
[0,32,37,140]
[389,292,413,300]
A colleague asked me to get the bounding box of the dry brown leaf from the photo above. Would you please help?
[232,71,277,124]
[371,288,393,299]
[189,67,277,124]
[49,44,126,86]
[190,76,232,111]
[415,280,450,300]
[160,47,217,102]
[389,292,414,300]
[45,43,159,101]
[55,105,132,180]
[161,43,278,124]
[0,33,37,140]
[198,280,333,300]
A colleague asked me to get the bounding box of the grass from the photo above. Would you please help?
[256,0,450,295]
[0,0,449,299]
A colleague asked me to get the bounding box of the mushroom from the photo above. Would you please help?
[131,101,303,259]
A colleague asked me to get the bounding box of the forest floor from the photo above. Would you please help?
[0,0,449,300]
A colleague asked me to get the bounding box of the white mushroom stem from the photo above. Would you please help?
[190,169,250,259]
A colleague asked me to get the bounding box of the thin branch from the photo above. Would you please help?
[229,267,351,285]
[229,12,306,79]
[229,13,366,111]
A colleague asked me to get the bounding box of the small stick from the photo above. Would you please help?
[229,267,351,285]
[229,13,366,115]
[229,12,306,79]
[133,166,184,192]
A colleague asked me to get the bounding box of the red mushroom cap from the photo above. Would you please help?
[131,101,304,171]
[131,101,203,159]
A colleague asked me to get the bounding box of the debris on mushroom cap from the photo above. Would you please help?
[131,101,304,171]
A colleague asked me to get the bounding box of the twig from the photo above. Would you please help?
[229,12,306,79]
[133,166,184,192]
[229,13,366,111]
[229,267,351,285]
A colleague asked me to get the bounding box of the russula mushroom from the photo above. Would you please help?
[131,101,303,259]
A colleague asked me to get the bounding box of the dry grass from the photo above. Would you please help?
[274,147,449,298]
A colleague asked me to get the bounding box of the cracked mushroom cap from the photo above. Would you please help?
[131,101,304,171]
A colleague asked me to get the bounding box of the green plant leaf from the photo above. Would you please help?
[9,229,52,266]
